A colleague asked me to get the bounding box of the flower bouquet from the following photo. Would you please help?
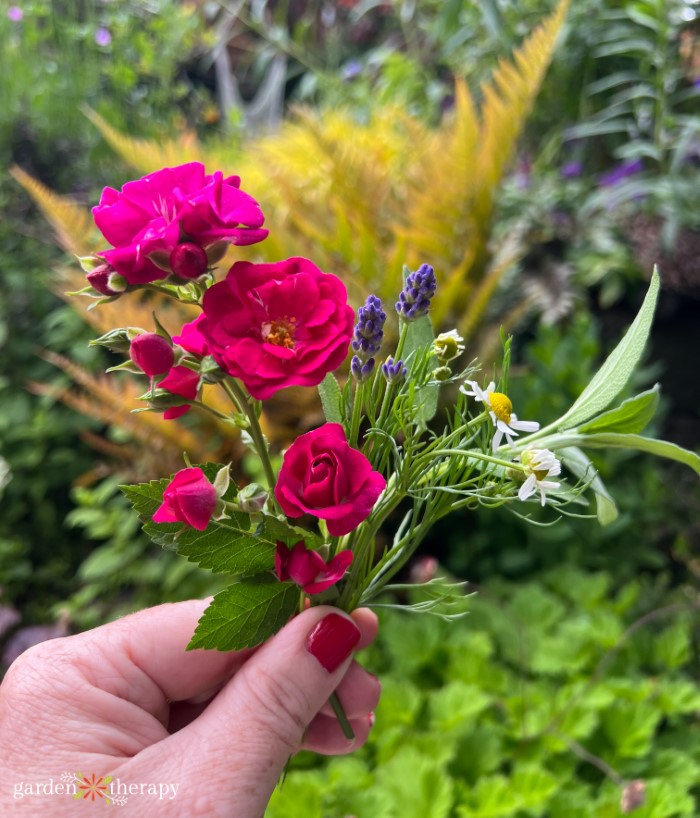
[78,162,699,738]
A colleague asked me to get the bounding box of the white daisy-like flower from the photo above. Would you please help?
[517,448,561,506]
[432,329,465,362]
[460,380,540,451]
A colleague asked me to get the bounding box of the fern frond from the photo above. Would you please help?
[10,166,99,256]
[406,0,569,327]
[83,107,204,175]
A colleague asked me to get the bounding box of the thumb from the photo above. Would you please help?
[165,606,361,814]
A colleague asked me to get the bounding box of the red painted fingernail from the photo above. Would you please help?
[305,613,361,672]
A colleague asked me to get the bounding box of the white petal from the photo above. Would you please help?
[492,428,504,451]
[510,419,540,433]
[518,474,536,501]
[496,419,514,435]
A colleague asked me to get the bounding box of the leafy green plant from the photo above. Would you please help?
[266,564,700,817]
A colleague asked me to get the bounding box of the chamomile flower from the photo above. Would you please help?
[460,380,540,451]
[517,448,561,506]
[432,330,465,363]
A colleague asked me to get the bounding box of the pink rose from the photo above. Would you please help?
[172,315,210,358]
[199,258,354,399]
[275,540,353,594]
[130,333,174,377]
[92,163,268,285]
[274,423,386,536]
[158,365,200,420]
[153,467,218,530]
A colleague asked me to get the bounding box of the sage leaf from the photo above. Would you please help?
[318,372,343,424]
[557,267,659,431]
[187,577,299,651]
[403,315,439,423]
[578,385,660,435]
[560,447,618,525]
[582,433,700,476]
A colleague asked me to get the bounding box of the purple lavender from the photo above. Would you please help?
[395,264,436,321]
[381,356,406,385]
[352,295,385,362]
[561,160,583,179]
[599,159,643,187]
[351,355,375,383]
[95,27,112,47]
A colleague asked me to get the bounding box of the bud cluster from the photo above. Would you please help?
[351,295,386,382]
[395,264,436,322]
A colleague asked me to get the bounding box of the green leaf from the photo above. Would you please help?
[582,433,700,476]
[578,385,660,435]
[556,267,660,431]
[187,576,299,650]
[560,447,618,525]
[121,466,277,577]
[402,315,439,423]
[318,372,343,424]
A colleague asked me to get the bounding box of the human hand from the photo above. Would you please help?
[0,600,380,816]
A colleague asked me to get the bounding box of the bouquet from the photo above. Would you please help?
[77,162,699,737]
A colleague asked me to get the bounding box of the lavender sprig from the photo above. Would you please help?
[382,356,406,385]
[352,295,386,361]
[395,264,436,321]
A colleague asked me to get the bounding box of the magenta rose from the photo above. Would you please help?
[274,423,386,536]
[158,365,200,420]
[92,162,268,285]
[153,467,218,530]
[275,540,353,594]
[199,258,354,399]
[172,315,210,358]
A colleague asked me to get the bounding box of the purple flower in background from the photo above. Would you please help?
[341,59,363,81]
[599,159,643,187]
[561,160,583,179]
[95,27,112,47]
[7,6,23,21]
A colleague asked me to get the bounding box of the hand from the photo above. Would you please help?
[0,600,380,816]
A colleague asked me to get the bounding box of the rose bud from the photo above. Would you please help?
[153,467,218,530]
[86,264,127,296]
[275,541,353,595]
[129,333,175,377]
[170,242,209,279]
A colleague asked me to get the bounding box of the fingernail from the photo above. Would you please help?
[368,711,375,728]
[305,613,361,673]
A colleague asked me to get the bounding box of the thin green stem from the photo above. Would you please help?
[349,380,365,448]
[328,692,355,740]
[226,379,278,498]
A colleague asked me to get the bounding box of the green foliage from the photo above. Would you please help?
[267,565,700,817]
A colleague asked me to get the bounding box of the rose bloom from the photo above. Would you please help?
[199,258,354,400]
[92,163,267,285]
[275,423,386,536]
[153,467,218,530]
[172,315,210,358]
[158,365,200,420]
[275,541,353,595]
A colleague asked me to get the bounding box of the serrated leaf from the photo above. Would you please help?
[256,514,322,551]
[122,466,277,577]
[560,447,618,525]
[318,372,344,424]
[187,577,299,650]
[556,267,660,430]
[582,433,700,476]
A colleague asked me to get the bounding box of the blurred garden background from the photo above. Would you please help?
[1,0,699,815]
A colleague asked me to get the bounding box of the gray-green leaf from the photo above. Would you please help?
[582,433,700,476]
[187,577,299,650]
[557,267,660,431]
[560,447,618,526]
[318,372,344,424]
[578,385,660,435]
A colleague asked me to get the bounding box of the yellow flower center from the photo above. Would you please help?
[533,468,549,481]
[262,317,297,349]
[489,391,512,424]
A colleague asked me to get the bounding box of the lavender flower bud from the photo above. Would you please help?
[352,295,386,362]
[382,356,406,384]
[395,264,437,321]
[351,355,375,382]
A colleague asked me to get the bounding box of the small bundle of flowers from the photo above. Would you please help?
[79,163,699,740]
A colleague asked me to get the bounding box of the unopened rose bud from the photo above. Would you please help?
[169,242,208,279]
[130,333,174,377]
[86,264,127,297]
